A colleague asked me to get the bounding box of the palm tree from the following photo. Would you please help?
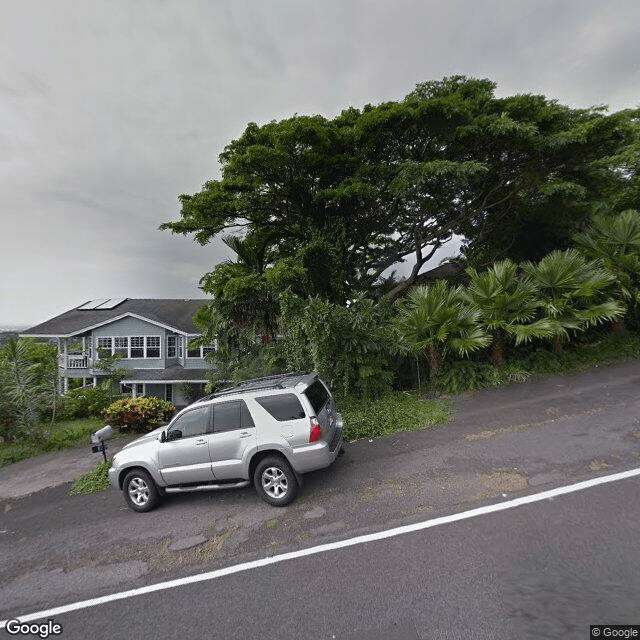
[521,249,625,354]
[573,209,640,329]
[464,259,554,365]
[0,338,48,433]
[393,280,490,381]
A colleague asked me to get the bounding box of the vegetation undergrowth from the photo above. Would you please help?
[0,417,104,468]
[68,459,111,495]
[435,330,640,394]
[337,392,453,441]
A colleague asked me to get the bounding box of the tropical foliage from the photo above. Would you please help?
[393,280,491,380]
[0,338,58,439]
[573,209,640,323]
[521,249,625,353]
[464,259,553,364]
[102,397,175,433]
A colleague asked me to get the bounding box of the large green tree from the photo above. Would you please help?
[162,76,638,309]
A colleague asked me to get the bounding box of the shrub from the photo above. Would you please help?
[436,360,496,394]
[59,386,114,420]
[102,397,175,433]
[336,392,452,441]
[280,292,396,398]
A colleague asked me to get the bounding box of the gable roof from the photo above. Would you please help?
[21,299,209,337]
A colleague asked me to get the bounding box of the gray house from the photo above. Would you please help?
[20,298,214,407]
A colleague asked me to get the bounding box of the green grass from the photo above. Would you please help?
[0,417,104,468]
[337,392,453,441]
[68,459,111,495]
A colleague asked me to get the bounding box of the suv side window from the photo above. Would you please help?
[213,400,255,433]
[304,380,329,414]
[168,405,211,439]
[255,394,306,421]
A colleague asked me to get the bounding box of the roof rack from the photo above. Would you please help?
[197,372,310,402]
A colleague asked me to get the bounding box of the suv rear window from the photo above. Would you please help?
[255,394,306,421]
[304,380,329,414]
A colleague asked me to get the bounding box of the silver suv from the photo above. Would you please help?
[108,372,344,512]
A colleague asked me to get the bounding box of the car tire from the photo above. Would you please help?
[122,469,161,513]
[254,456,298,506]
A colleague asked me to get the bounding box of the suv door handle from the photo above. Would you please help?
[239,431,252,438]
[195,438,207,446]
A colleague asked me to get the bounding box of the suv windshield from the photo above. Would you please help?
[304,380,329,414]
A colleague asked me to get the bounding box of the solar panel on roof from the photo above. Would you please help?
[77,298,127,310]
[77,299,110,310]
[95,297,127,309]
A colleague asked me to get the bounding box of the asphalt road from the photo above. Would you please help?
[9,473,640,640]
[2,359,640,637]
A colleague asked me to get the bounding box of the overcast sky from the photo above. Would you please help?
[1,0,639,327]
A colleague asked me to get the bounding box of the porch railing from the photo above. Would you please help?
[59,354,89,369]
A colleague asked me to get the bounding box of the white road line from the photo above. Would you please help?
[3,466,640,628]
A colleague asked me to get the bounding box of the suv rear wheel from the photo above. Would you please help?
[123,469,161,512]
[254,456,298,506]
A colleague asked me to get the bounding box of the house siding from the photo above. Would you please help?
[93,317,168,369]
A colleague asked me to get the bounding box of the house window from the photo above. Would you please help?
[98,336,161,359]
[166,384,173,402]
[97,337,112,356]
[136,383,144,396]
[202,342,217,357]
[167,336,177,358]
[130,337,145,358]
[187,342,217,358]
[114,337,128,357]
[178,336,184,359]
[146,336,161,358]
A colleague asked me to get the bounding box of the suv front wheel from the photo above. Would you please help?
[123,468,161,513]
[254,456,298,506]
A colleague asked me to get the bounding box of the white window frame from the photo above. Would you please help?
[167,335,177,358]
[114,336,129,357]
[186,341,217,359]
[95,335,162,359]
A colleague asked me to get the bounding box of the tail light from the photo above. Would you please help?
[309,418,322,443]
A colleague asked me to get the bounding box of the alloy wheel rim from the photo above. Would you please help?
[262,467,288,498]
[128,477,149,505]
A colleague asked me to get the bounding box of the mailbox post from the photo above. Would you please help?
[90,425,113,462]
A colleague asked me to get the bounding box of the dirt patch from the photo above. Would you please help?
[588,459,613,471]
[481,469,529,494]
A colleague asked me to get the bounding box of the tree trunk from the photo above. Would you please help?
[427,344,440,381]
[612,318,627,333]
[553,336,563,355]
[491,332,505,366]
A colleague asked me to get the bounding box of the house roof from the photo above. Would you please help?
[20,299,209,337]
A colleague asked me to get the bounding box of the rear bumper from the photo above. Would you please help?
[290,423,343,474]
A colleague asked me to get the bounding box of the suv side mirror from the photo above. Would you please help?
[160,430,167,443]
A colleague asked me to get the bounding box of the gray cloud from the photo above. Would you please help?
[1,0,639,325]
